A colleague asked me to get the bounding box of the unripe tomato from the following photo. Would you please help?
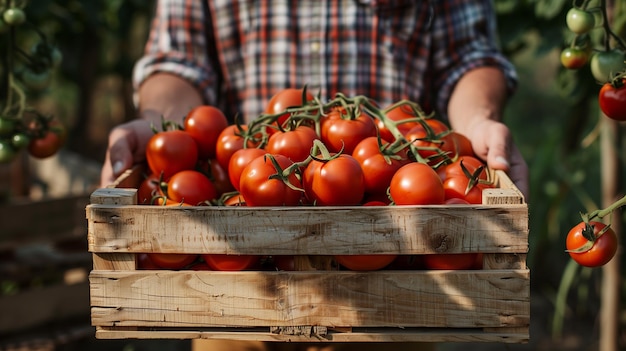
[3,8,26,26]
[565,8,595,34]
[560,47,589,70]
[0,140,17,163]
[590,50,626,83]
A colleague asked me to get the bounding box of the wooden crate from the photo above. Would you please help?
[87,167,529,343]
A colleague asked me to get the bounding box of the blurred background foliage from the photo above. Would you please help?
[2,0,625,348]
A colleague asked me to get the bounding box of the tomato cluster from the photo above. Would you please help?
[135,89,496,271]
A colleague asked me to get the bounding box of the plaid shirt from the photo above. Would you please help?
[133,0,517,122]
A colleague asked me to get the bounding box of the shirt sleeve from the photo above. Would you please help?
[429,0,517,118]
[132,0,219,106]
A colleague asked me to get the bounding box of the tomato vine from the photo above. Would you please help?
[0,0,64,163]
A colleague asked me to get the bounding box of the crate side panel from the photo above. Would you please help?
[87,206,528,255]
[90,270,529,329]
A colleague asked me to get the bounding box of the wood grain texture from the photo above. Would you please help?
[90,270,529,329]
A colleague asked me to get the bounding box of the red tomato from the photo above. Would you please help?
[379,103,421,141]
[239,154,303,206]
[449,132,475,158]
[566,221,618,267]
[202,254,260,271]
[167,170,218,206]
[334,255,398,271]
[183,105,229,160]
[28,130,61,159]
[215,125,260,171]
[444,156,488,181]
[146,130,198,180]
[404,119,452,164]
[422,253,479,270]
[352,136,410,197]
[265,88,315,126]
[302,154,365,206]
[389,162,445,205]
[599,78,626,121]
[228,148,267,191]
[147,253,199,270]
[265,125,318,162]
[320,108,377,154]
[443,175,486,204]
[137,173,164,205]
[223,193,247,206]
[205,158,235,196]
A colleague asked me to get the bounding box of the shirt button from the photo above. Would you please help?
[310,41,321,53]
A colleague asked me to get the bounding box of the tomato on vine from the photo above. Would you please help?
[320,107,377,154]
[265,88,315,127]
[303,141,365,206]
[238,153,302,206]
[145,129,198,180]
[265,125,318,163]
[351,136,410,197]
[565,7,595,34]
[566,221,617,268]
[590,50,626,82]
[28,129,61,158]
[560,47,590,70]
[598,77,626,121]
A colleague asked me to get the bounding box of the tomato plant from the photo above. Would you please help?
[389,162,445,205]
[239,154,302,206]
[202,254,259,271]
[147,253,199,270]
[566,221,618,268]
[3,8,26,26]
[167,170,217,206]
[334,254,397,271]
[598,77,626,121]
[183,105,229,160]
[146,129,198,180]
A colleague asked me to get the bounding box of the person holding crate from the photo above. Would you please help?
[99,0,529,350]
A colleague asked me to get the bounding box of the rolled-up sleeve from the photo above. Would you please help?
[132,0,219,105]
[430,0,517,117]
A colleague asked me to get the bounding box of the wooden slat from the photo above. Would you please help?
[90,270,529,329]
[94,327,529,343]
[86,205,528,255]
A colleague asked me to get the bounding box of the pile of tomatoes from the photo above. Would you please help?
[135,88,495,272]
